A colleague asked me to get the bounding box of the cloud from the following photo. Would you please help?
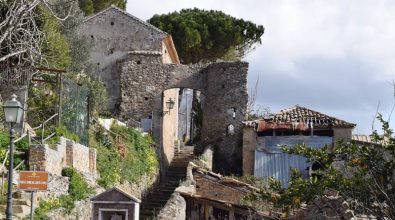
[127,0,395,133]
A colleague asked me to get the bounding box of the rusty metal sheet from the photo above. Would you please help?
[257,121,308,132]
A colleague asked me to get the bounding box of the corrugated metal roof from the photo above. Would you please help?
[352,134,385,146]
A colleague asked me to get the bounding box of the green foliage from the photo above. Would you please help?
[35,125,80,144]
[27,84,58,127]
[62,167,94,201]
[67,73,108,119]
[37,6,71,69]
[78,0,94,16]
[191,92,203,143]
[92,0,126,13]
[89,124,159,188]
[32,167,95,217]
[0,131,29,169]
[34,197,62,220]
[245,114,395,218]
[54,125,80,143]
[149,8,264,63]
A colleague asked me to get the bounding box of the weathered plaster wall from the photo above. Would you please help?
[161,42,173,64]
[29,137,97,176]
[78,7,166,111]
[119,56,248,174]
[162,88,179,168]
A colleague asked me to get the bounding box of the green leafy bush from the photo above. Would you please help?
[34,197,62,220]
[62,167,94,201]
[33,168,93,219]
[0,131,29,170]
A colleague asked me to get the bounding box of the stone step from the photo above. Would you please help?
[0,204,30,214]
[0,213,26,220]
[13,199,30,206]
[140,146,194,219]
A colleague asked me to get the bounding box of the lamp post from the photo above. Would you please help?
[3,94,24,220]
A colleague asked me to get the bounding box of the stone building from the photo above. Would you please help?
[78,6,180,112]
[79,6,251,174]
[243,105,355,186]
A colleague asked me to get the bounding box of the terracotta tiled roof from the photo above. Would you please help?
[265,105,356,128]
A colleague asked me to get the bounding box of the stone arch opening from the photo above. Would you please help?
[161,87,205,169]
[119,56,248,174]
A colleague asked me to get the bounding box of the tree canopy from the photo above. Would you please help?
[78,0,126,16]
[148,8,264,64]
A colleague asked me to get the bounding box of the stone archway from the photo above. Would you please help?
[118,53,248,174]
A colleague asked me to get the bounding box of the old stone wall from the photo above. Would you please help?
[202,62,249,173]
[78,6,167,111]
[119,55,248,174]
[29,137,97,176]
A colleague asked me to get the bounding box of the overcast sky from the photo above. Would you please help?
[126,0,395,134]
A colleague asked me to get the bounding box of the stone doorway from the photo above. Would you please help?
[161,88,205,169]
[119,55,249,174]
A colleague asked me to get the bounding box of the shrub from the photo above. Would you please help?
[61,167,94,201]
[34,197,62,220]
[89,124,159,188]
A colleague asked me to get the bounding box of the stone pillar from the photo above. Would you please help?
[242,126,257,175]
[333,128,353,148]
[28,145,47,171]
[66,140,74,167]
[89,148,97,174]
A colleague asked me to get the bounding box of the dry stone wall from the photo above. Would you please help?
[29,137,97,176]
[119,54,248,174]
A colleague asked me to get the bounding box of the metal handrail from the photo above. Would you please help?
[40,113,58,144]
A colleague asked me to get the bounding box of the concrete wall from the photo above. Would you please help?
[29,137,97,176]
[78,7,166,112]
[333,128,353,147]
[119,56,249,174]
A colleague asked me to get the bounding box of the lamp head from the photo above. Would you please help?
[165,98,175,110]
[3,94,23,124]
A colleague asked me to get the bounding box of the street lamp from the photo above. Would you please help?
[162,98,175,116]
[3,94,23,220]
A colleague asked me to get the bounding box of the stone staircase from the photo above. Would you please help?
[0,191,32,219]
[140,146,194,219]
